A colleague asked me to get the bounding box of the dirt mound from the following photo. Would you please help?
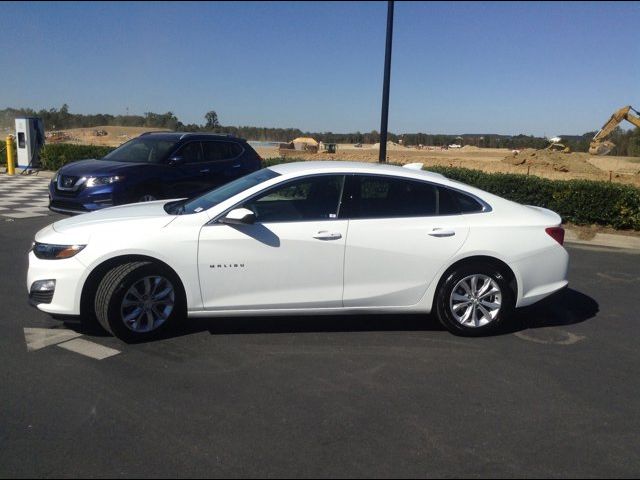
[503,149,601,174]
[460,145,481,151]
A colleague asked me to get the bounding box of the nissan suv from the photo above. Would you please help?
[49,132,262,214]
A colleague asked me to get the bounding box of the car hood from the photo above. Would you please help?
[48,200,176,241]
[58,159,146,176]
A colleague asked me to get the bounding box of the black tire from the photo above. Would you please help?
[435,263,515,337]
[94,261,185,342]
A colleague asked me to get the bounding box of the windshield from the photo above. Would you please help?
[167,168,280,215]
[102,137,178,163]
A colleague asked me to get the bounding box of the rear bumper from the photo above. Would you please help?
[514,245,569,308]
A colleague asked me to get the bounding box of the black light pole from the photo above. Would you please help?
[379,0,394,163]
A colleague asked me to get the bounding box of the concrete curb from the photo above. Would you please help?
[564,229,640,251]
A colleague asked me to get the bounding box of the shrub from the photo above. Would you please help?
[39,144,115,171]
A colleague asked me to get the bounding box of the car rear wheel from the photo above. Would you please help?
[435,263,514,336]
[94,261,185,342]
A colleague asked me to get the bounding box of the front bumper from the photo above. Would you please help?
[27,252,86,315]
[49,182,121,215]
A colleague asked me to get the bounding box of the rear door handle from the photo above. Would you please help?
[199,169,210,174]
[313,231,342,240]
[428,228,456,237]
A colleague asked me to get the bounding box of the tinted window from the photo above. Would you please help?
[103,137,178,163]
[346,176,437,219]
[440,187,484,214]
[176,142,204,163]
[202,141,243,162]
[438,187,460,215]
[243,175,344,223]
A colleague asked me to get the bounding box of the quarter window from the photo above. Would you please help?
[439,187,484,214]
[243,175,345,223]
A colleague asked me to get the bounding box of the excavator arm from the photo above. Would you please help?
[589,105,640,155]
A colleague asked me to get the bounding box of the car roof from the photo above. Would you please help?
[268,161,447,181]
[139,132,246,142]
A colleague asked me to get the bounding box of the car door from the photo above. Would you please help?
[166,141,209,197]
[341,174,470,307]
[198,174,347,310]
[201,141,245,190]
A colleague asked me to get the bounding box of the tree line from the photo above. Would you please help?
[1,105,638,156]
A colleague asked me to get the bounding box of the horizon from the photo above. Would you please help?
[0,1,638,137]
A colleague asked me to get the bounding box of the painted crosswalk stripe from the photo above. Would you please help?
[57,338,121,360]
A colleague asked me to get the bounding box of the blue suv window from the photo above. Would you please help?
[175,142,204,163]
[202,141,242,162]
[103,137,178,163]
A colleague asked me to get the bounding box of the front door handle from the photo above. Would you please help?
[428,228,456,237]
[313,231,342,241]
[200,169,210,174]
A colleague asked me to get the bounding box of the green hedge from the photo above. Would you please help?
[259,157,640,230]
[39,144,115,171]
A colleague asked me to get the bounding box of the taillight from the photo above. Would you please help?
[545,227,565,245]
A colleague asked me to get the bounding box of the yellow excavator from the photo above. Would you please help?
[589,105,640,155]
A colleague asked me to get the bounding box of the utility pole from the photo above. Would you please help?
[379,0,394,163]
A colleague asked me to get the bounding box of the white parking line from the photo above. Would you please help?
[57,338,121,360]
[24,327,83,351]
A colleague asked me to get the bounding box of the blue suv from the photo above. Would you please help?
[49,132,263,214]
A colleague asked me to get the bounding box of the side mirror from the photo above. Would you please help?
[168,156,185,166]
[219,208,256,225]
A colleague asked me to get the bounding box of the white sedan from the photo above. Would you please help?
[28,161,568,341]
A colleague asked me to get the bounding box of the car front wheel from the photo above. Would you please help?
[94,261,184,342]
[435,264,514,336]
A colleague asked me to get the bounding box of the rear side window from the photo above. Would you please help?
[439,187,485,214]
[202,141,243,162]
[346,176,438,219]
[176,141,204,164]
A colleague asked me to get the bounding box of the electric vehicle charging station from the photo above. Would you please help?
[15,117,45,169]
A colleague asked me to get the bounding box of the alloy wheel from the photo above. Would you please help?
[449,274,502,328]
[120,276,175,333]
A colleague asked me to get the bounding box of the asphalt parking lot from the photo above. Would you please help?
[1,214,639,478]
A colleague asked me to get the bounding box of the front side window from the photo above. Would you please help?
[345,175,437,219]
[242,175,345,223]
[102,137,178,164]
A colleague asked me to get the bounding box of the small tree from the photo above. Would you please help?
[205,110,220,129]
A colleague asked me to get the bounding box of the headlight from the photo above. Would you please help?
[32,242,86,260]
[85,176,125,188]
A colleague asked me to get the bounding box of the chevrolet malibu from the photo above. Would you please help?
[28,161,568,342]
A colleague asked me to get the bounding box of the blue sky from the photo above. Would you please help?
[0,1,638,136]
